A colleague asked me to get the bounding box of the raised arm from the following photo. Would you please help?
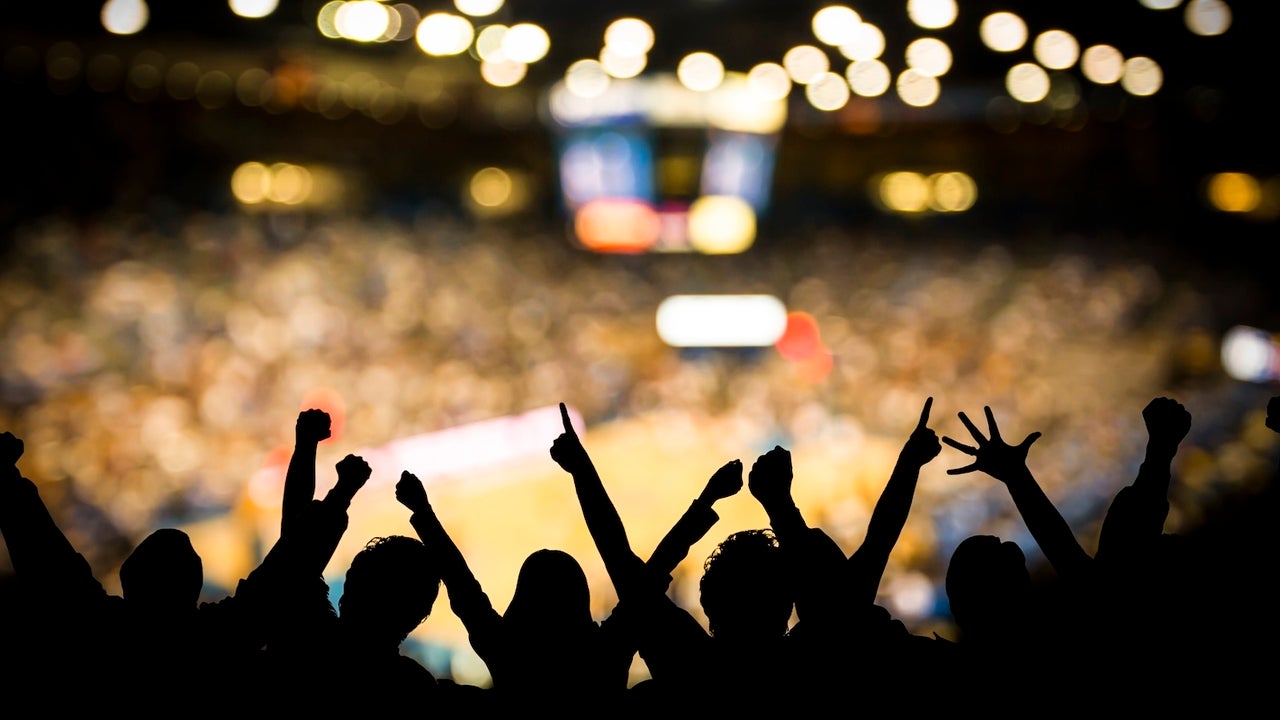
[281,409,331,538]
[847,397,940,605]
[747,445,809,542]
[276,453,370,579]
[549,403,648,595]
[943,406,1093,581]
[1095,397,1191,566]
[645,459,741,580]
[395,470,502,644]
[0,431,105,599]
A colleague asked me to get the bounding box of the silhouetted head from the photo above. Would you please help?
[119,528,203,614]
[339,535,440,646]
[944,534,1030,640]
[699,529,793,642]
[503,548,593,636]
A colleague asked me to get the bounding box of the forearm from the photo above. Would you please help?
[281,440,318,536]
[1003,468,1092,578]
[646,498,718,579]
[408,511,491,615]
[853,457,922,598]
[569,464,643,591]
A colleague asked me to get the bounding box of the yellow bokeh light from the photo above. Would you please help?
[905,37,952,77]
[1121,56,1163,96]
[480,59,527,87]
[847,59,890,97]
[101,0,149,35]
[604,18,655,56]
[1006,62,1050,102]
[475,25,508,61]
[980,12,1027,52]
[1034,30,1080,70]
[928,172,977,212]
[783,45,830,85]
[267,163,313,205]
[838,22,885,61]
[470,167,513,208]
[747,62,792,102]
[600,46,646,79]
[564,59,610,98]
[1185,0,1231,36]
[687,196,757,254]
[502,23,550,64]
[455,0,503,17]
[896,69,940,107]
[416,12,475,56]
[677,52,724,92]
[812,6,862,47]
[316,1,343,39]
[907,0,957,30]
[806,71,851,111]
[336,0,390,42]
[231,162,271,204]
[229,0,279,20]
[1207,173,1261,213]
[879,171,930,213]
[1081,45,1124,84]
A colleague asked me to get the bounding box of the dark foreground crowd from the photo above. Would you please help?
[2,393,1277,716]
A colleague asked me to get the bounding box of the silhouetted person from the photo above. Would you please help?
[253,448,457,713]
[396,402,735,710]
[541,403,800,712]
[0,430,285,715]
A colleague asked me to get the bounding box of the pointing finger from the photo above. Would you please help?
[917,397,933,429]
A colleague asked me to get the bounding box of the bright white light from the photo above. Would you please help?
[600,46,647,79]
[604,17,655,56]
[897,69,940,107]
[481,59,526,87]
[783,45,830,84]
[905,37,952,77]
[677,52,724,92]
[812,5,862,46]
[747,62,792,101]
[455,0,503,17]
[102,0,149,35]
[839,22,885,61]
[565,59,610,98]
[229,0,279,19]
[1139,0,1183,8]
[980,12,1027,52]
[806,71,851,110]
[847,59,890,96]
[1221,326,1278,382]
[1034,30,1080,70]
[1121,56,1163,96]
[1185,0,1231,36]
[1007,62,1050,102]
[337,1,391,42]
[1081,45,1125,84]
[415,12,475,56]
[656,295,788,347]
[502,23,550,63]
[908,0,958,30]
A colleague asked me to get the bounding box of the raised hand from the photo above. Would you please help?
[699,459,744,504]
[748,445,793,510]
[1,431,23,466]
[334,454,372,495]
[1143,396,1191,456]
[549,402,592,474]
[296,408,332,444]
[395,470,429,514]
[1267,396,1279,434]
[942,407,1041,484]
[900,396,942,467]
